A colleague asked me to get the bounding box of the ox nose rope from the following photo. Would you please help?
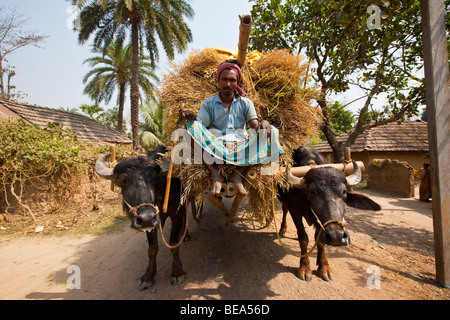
[310,206,346,231]
[123,200,159,218]
[270,177,346,258]
[122,198,188,250]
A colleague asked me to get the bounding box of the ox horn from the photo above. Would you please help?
[95,153,114,180]
[286,167,307,189]
[346,160,362,187]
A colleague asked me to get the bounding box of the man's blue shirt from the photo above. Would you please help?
[196,93,258,142]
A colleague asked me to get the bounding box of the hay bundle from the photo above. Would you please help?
[158,48,322,225]
[159,48,321,149]
[246,51,322,153]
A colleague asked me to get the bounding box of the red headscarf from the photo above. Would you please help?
[217,62,245,97]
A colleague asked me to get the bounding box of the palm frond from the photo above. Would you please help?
[140,131,163,150]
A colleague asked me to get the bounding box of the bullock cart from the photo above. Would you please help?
[93,16,368,289]
[95,143,366,289]
[158,15,365,228]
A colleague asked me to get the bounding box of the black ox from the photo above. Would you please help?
[279,147,381,281]
[95,146,187,291]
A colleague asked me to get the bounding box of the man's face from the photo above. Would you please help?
[218,69,238,99]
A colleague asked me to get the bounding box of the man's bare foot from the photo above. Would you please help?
[231,170,248,195]
[211,173,224,195]
[204,163,224,196]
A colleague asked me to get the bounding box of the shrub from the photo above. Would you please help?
[0,118,126,223]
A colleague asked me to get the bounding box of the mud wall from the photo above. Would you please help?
[0,171,114,220]
[368,159,415,198]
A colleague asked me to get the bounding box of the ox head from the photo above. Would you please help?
[288,161,381,246]
[95,147,168,232]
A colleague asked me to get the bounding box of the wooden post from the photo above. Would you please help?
[205,194,229,218]
[110,145,116,191]
[344,147,352,163]
[421,0,450,287]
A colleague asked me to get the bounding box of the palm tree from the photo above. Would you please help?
[57,106,81,114]
[74,0,194,150]
[82,42,158,133]
[79,103,104,119]
[140,99,164,150]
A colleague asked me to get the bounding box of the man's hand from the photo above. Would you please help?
[249,119,272,138]
[258,120,272,138]
[181,108,197,121]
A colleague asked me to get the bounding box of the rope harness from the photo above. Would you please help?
[123,198,188,250]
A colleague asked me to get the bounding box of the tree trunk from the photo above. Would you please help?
[0,57,4,96]
[130,20,140,150]
[117,82,125,133]
[317,99,344,163]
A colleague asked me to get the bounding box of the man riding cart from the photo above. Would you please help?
[180,59,284,197]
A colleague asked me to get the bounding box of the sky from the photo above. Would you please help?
[1,0,254,115]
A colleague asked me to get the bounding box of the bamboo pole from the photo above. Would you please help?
[163,109,183,213]
[162,132,177,213]
[237,15,252,66]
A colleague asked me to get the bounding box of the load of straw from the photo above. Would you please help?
[158,48,322,226]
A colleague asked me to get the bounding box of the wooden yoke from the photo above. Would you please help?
[281,161,365,177]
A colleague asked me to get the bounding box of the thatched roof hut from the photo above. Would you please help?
[0,98,131,145]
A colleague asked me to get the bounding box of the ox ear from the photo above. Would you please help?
[159,156,170,175]
[346,192,381,211]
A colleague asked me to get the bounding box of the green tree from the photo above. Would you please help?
[73,0,193,150]
[79,103,104,119]
[57,106,81,114]
[139,99,164,150]
[250,0,449,162]
[98,106,126,130]
[79,103,126,131]
[325,101,355,137]
[82,42,159,133]
[317,101,355,141]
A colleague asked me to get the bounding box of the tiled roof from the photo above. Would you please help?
[315,121,429,153]
[0,98,131,144]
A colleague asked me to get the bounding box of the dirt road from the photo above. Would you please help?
[0,188,449,300]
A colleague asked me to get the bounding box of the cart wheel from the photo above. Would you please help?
[191,196,204,222]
